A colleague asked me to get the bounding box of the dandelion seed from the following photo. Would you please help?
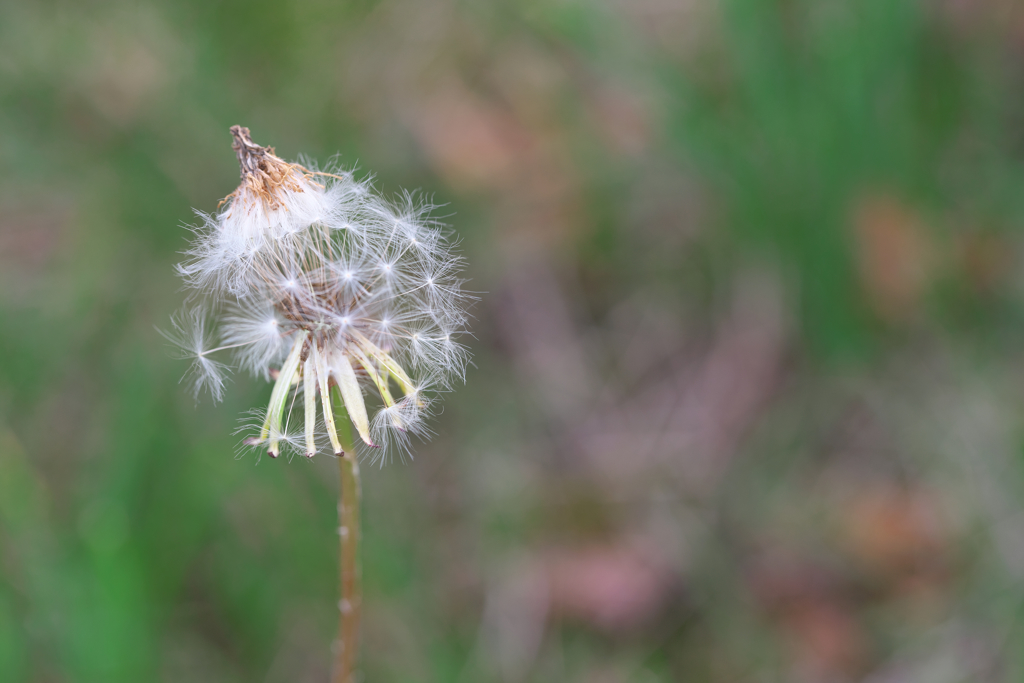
[158,307,229,401]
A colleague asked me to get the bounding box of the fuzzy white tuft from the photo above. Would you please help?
[159,307,229,402]
[170,127,471,462]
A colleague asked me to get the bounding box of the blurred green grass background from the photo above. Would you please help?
[4,0,1024,681]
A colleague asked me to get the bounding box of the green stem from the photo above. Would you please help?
[331,388,361,683]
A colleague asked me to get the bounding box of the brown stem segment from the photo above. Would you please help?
[230,125,272,178]
[331,394,361,683]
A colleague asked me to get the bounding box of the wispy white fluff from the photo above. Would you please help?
[220,300,288,379]
[159,307,229,401]
[169,127,471,462]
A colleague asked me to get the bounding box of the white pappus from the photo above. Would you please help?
[167,126,471,464]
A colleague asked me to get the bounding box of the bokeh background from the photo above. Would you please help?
[3,0,1024,681]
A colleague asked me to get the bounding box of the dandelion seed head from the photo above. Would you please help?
[170,126,471,460]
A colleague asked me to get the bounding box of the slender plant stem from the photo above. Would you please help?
[331,389,361,683]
